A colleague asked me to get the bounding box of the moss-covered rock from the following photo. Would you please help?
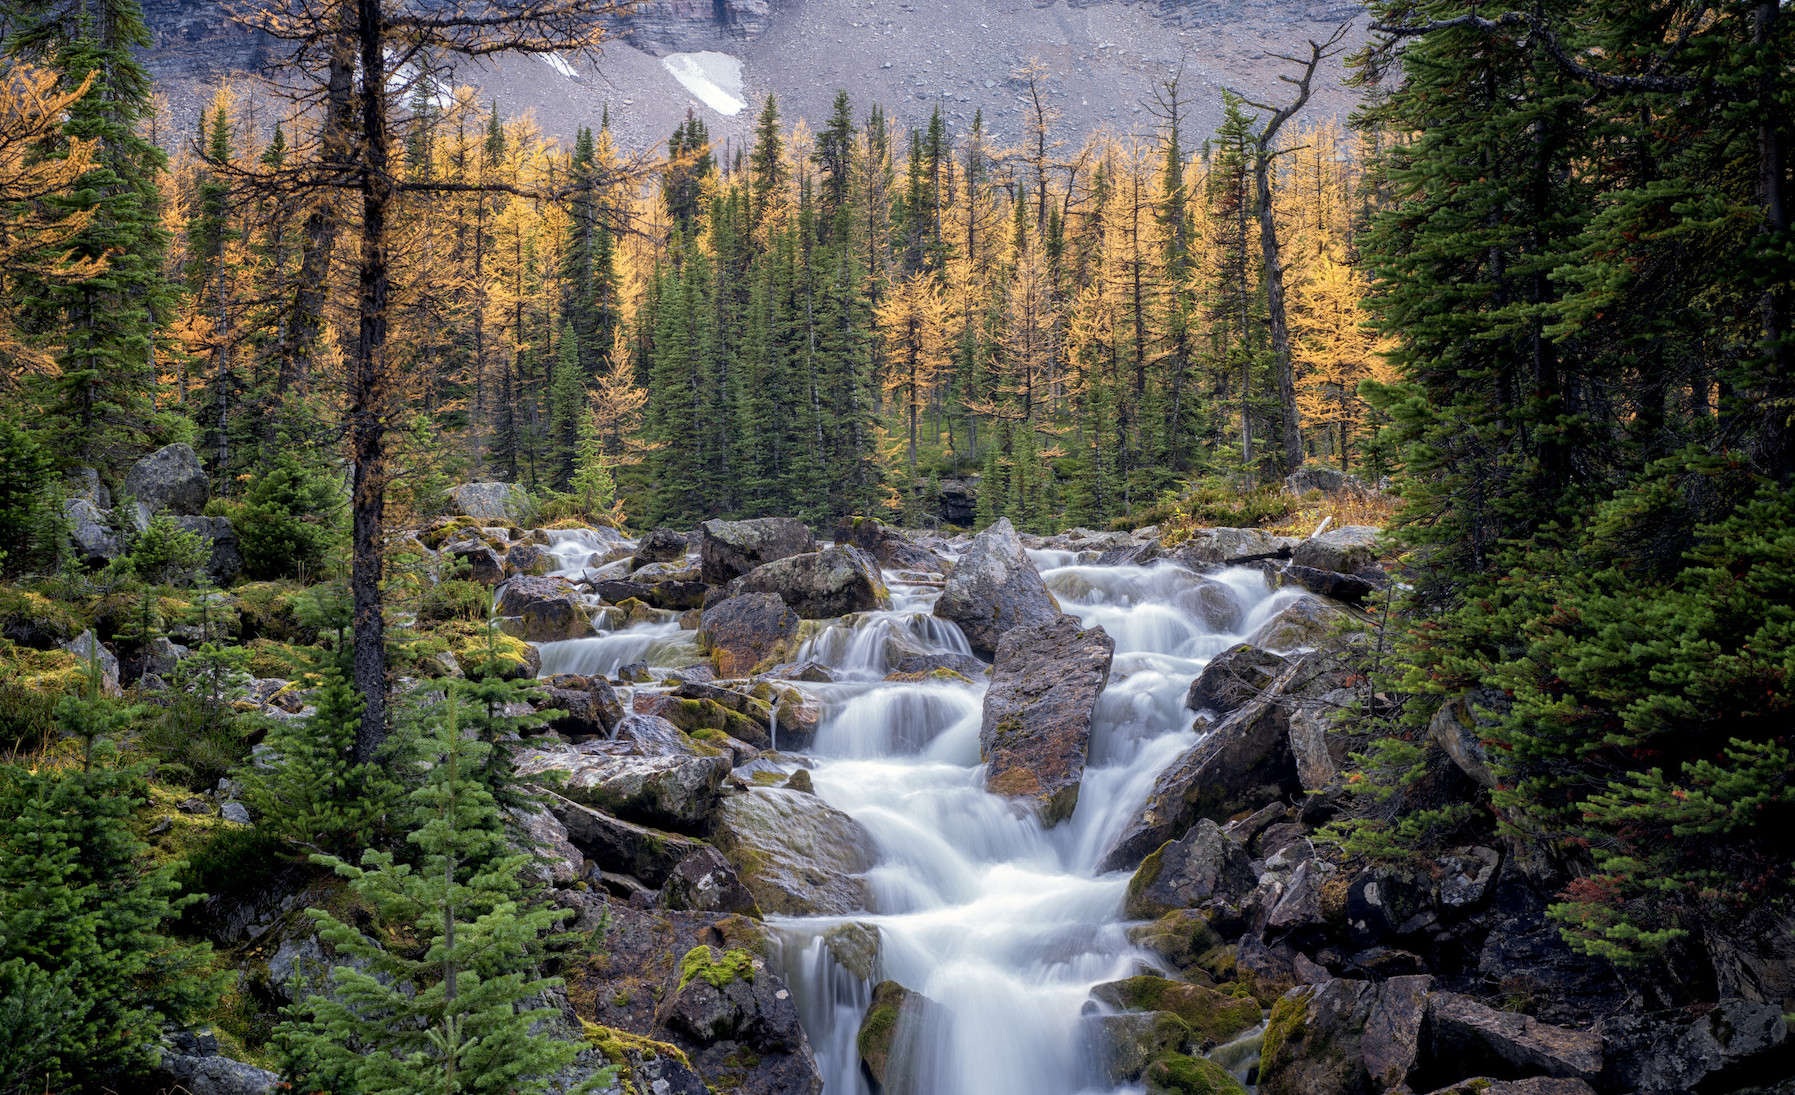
[857,980,936,1089]
[1091,976,1262,1049]
[1144,1051,1250,1095]
[678,944,758,991]
[1092,1010,1194,1083]
[1127,908,1224,976]
[0,588,83,649]
[234,581,314,643]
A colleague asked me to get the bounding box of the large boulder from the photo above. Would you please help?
[699,593,801,678]
[538,674,625,738]
[1088,1011,1192,1086]
[64,499,122,567]
[699,517,816,585]
[1091,976,1262,1050]
[514,750,731,831]
[1124,818,1257,920]
[175,515,243,585]
[495,576,593,642]
[124,443,209,520]
[833,515,946,573]
[858,980,940,1092]
[1246,594,1354,652]
[931,516,1061,659]
[61,629,120,682]
[660,845,760,915]
[935,479,977,526]
[1100,665,1304,872]
[633,526,690,568]
[1422,992,1604,1086]
[1186,645,1291,716]
[1279,564,1379,604]
[539,791,706,886]
[1292,525,1383,574]
[711,787,876,916]
[667,944,810,1054]
[1169,527,1295,569]
[1289,687,1357,791]
[1257,976,1433,1095]
[442,539,505,585]
[154,1045,280,1095]
[1599,997,1790,1095]
[979,615,1114,824]
[727,545,892,618]
[1427,692,1499,789]
[447,482,523,521]
[635,691,772,750]
[1285,467,1374,497]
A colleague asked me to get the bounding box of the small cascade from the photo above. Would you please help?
[783,935,877,1095]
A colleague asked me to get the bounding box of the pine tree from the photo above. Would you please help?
[276,694,604,1095]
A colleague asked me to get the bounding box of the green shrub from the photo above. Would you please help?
[0,415,57,577]
[419,578,491,622]
[235,455,346,581]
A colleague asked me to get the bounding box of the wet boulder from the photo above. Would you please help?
[699,593,801,678]
[834,515,946,573]
[502,541,556,578]
[1279,564,1377,604]
[1091,977,1262,1050]
[1124,819,1258,920]
[858,980,939,1092]
[1088,1011,1192,1085]
[447,481,524,521]
[889,651,988,679]
[1292,525,1383,574]
[660,845,760,915]
[635,690,773,750]
[1257,975,1434,1095]
[633,525,690,567]
[1169,527,1295,569]
[931,516,1061,659]
[514,750,731,831]
[1245,594,1354,652]
[1143,1053,1249,1095]
[495,576,593,642]
[538,674,625,738]
[699,516,816,585]
[727,545,892,618]
[64,499,122,567]
[979,615,1114,825]
[711,787,876,916]
[125,443,209,520]
[1100,667,1304,872]
[667,945,809,1053]
[539,790,706,886]
[1186,645,1291,716]
[1127,909,1225,976]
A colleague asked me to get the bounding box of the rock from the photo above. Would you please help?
[218,801,252,825]
[503,541,557,578]
[931,516,1061,658]
[1292,525,1383,574]
[1169,527,1295,568]
[699,516,816,585]
[727,545,892,618]
[1089,1011,1192,1084]
[1279,564,1377,604]
[1473,864,1627,1027]
[442,539,505,585]
[1285,467,1374,497]
[699,593,801,678]
[1599,997,1791,1095]
[1415,1080,1597,1095]
[620,0,774,53]
[1125,819,1258,919]
[1423,992,1604,1084]
[1091,977,1262,1049]
[776,661,835,683]
[934,478,977,526]
[858,980,938,1091]
[540,791,706,886]
[1100,667,1304,871]
[833,515,946,573]
[661,845,760,915]
[1143,1052,1250,1095]
[979,615,1114,824]
[514,750,730,831]
[539,674,625,738]
[494,576,593,642]
[155,1051,280,1095]
[61,630,119,681]
[617,660,652,683]
[711,787,876,915]
[1258,975,1434,1095]
[125,442,208,520]
[448,481,524,520]
[1245,594,1353,651]
[633,525,690,567]
[1436,847,1501,909]
[1186,645,1290,715]
[822,922,881,980]
[1127,909,1224,975]
[1265,860,1324,930]
[173,515,243,584]
[1288,687,1356,791]
[1427,693,1498,789]
[635,692,770,750]
[510,803,584,885]
[1364,975,1433,1090]
[667,944,808,1053]
[889,651,988,679]
[67,467,109,508]
[64,499,122,567]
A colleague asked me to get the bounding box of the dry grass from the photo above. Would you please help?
[1265,489,1401,538]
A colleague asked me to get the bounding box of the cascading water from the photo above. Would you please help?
[528,540,1298,1094]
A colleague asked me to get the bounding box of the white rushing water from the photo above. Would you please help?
[529,536,1298,1094]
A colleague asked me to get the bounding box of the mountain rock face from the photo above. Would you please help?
[614,0,773,53]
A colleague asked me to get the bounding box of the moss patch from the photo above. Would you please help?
[581,1019,694,1084]
[1144,1052,1249,1095]
[677,945,757,991]
[1096,977,1261,1049]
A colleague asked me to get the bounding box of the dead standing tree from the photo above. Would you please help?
[235,0,639,761]
[1237,21,1352,474]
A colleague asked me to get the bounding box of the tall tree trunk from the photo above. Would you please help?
[1755,0,1791,482]
[1256,151,1302,472]
[351,0,393,762]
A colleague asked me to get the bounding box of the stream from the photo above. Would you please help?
[531,537,1300,1095]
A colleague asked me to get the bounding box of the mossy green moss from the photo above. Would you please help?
[677,945,757,991]
[1144,1052,1249,1095]
[0,587,82,646]
[1127,909,1223,974]
[581,1019,694,1084]
[1096,977,1261,1048]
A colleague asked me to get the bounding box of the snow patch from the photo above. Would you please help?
[661,52,746,117]
[540,51,579,80]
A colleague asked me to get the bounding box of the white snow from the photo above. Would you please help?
[660,51,746,116]
[540,51,579,80]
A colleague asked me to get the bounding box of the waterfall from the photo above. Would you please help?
[530,538,1284,1094]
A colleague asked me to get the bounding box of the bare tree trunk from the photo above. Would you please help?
[350,0,393,762]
